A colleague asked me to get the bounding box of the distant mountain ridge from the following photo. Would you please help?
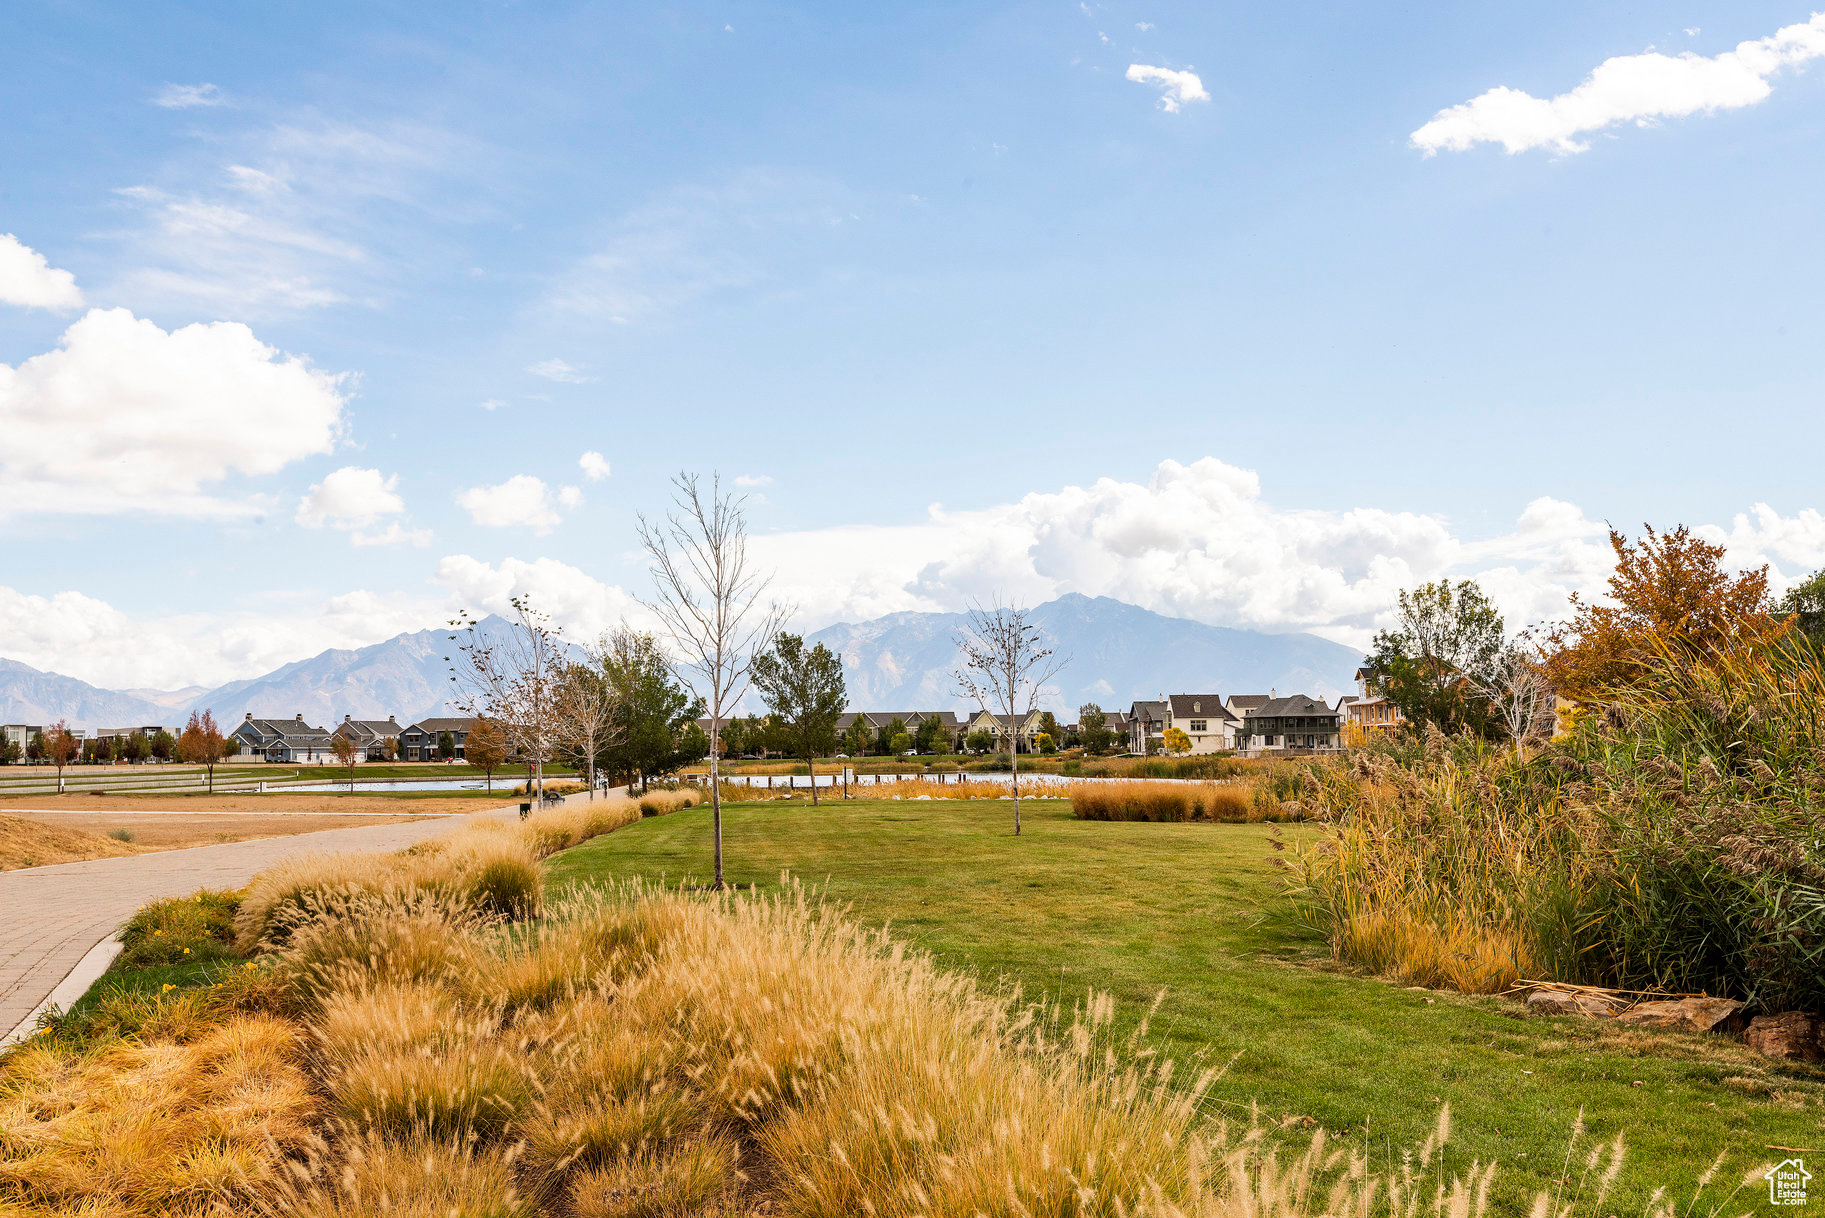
[1,597,1363,729]
[805,593,1363,713]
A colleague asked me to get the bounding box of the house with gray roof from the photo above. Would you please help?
[1127,700,1168,754]
[231,713,336,762]
[332,715,404,761]
[1238,694,1342,755]
[1166,694,1242,753]
[399,717,478,761]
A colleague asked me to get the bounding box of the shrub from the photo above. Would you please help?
[1070,780,1297,823]
[118,889,239,967]
[276,1133,531,1217]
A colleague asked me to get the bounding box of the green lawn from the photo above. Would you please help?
[548,797,1823,1212]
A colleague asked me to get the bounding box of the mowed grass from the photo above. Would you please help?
[548,797,1825,1206]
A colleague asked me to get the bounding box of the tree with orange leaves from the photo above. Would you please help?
[1542,525,1787,701]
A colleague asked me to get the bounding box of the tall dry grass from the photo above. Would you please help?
[715,777,1064,802]
[1071,780,1302,824]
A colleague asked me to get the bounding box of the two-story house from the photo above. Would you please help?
[231,714,336,762]
[1165,694,1241,753]
[332,715,405,761]
[1127,701,1167,754]
[399,717,478,761]
[1341,666,1403,738]
[962,707,1047,752]
[1239,694,1343,754]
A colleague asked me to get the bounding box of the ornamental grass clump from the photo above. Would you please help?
[1070,780,1299,823]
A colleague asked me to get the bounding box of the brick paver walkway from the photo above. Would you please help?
[0,805,520,1040]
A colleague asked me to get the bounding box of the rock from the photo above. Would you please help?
[1526,989,1623,1018]
[1615,996,1744,1034]
[1745,1011,1824,1061]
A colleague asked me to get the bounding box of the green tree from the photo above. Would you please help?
[751,633,847,805]
[1035,711,1061,749]
[1077,703,1115,755]
[675,721,711,767]
[719,715,751,759]
[1363,580,1505,737]
[965,727,994,754]
[598,625,701,790]
[27,731,45,763]
[877,715,908,756]
[124,732,150,764]
[0,737,18,765]
[150,729,176,762]
[437,730,456,760]
[1776,567,1825,644]
[889,731,913,755]
[915,715,950,755]
[842,715,874,756]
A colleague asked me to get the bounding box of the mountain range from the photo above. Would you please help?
[0,595,1364,729]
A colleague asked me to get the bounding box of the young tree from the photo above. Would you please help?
[382,735,399,762]
[0,737,17,765]
[751,633,847,805]
[1034,731,1056,754]
[448,598,568,802]
[842,715,874,757]
[1362,580,1505,736]
[331,731,359,788]
[1078,703,1115,755]
[1776,568,1825,644]
[597,625,700,790]
[175,711,226,793]
[638,472,788,888]
[150,729,176,762]
[42,721,79,793]
[954,600,1065,836]
[465,716,510,791]
[964,727,994,754]
[437,730,456,761]
[1162,726,1191,755]
[554,646,624,791]
[124,732,150,764]
[876,715,908,756]
[27,730,45,763]
[1470,643,1557,756]
[719,715,751,760]
[1544,525,1787,700]
[1035,711,1061,749]
[914,714,949,755]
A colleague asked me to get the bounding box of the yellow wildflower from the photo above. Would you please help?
[161,984,176,993]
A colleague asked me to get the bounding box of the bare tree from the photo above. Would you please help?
[1470,641,1557,755]
[638,472,788,888]
[954,600,1065,836]
[555,640,625,793]
[447,598,569,802]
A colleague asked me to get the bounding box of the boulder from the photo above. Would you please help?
[1745,1011,1823,1062]
[1615,996,1744,1034]
[1526,988,1623,1018]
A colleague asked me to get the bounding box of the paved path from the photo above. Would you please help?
[0,805,521,1043]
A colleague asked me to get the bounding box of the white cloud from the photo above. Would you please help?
[1412,13,1825,155]
[480,398,506,411]
[737,457,1821,653]
[456,475,570,534]
[578,451,612,481]
[434,555,643,641]
[296,467,404,529]
[152,82,224,108]
[733,473,771,487]
[0,307,346,519]
[558,485,584,510]
[1125,64,1210,113]
[349,522,432,548]
[527,358,589,383]
[0,234,84,310]
[0,583,436,693]
[1136,21,1154,31]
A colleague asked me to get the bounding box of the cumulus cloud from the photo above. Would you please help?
[579,451,612,481]
[456,475,572,534]
[0,307,346,519]
[0,583,436,692]
[733,474,771,487]
[1126,64,1210,112]
[434,555,644,641]
[1412,13,1825,155]
[740,457,1822,653]
[151,82,225,108]
[295,466,428,546]
[0,234,84,310]
[527,358,588,383]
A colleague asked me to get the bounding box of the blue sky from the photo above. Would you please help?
[4,1,1824,690]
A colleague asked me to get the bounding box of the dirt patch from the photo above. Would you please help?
[0,792,513,816]
[0,812,140,870]
[0,805,475,870]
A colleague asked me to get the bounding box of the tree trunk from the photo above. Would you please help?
[808,751,819,806]
[1008,709,1021,835]
[709,713,724,888]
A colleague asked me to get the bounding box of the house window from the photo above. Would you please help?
[1190,719,1206,732]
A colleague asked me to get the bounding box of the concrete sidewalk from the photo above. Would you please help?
[0,805,519,1044]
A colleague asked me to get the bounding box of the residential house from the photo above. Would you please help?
[231,713,336,762]
[834,710,965,753]
[1239,694,1343,754]
[399,717,477,761]
[1224,693,1271,720]
[95,725,166,742]
[1165,694,1241,753]
[963,707,1047,752]
[1073,708,1128,749]
[1341,666,1403,737]
[1127,701,1167,754]
[2,724,43,756]
[332,715,404,761]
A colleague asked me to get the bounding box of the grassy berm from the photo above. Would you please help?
[548,796,1825,1210]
